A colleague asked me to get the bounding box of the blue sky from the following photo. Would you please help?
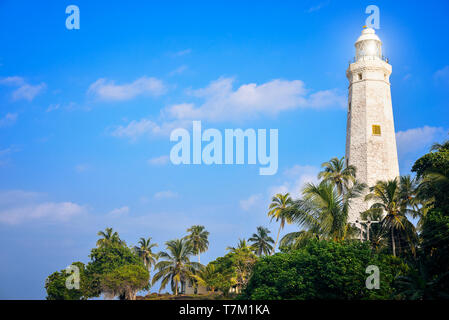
[1,0,448,299]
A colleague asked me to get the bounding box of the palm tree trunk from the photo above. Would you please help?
[391,227,396,257]
[272,224,281,255]
[198,253,200,264]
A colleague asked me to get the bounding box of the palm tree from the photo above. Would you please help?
[226,239,251,253]
[280,228,321,250]
[185,225,209,263]
[152,239,200,295]
[281,180,366,246]
[396,262,449,300]
[412,141,449,230]
[430,139,449,152]
[360,209,387,252]
[365,178,417,257]
[96,227,123,247]
[226,239,258,292]
[248,226,275,256]
[268,193,294,254]
[193,264,218,292]
[134,237,158,271]
[318,156,356,195]
[398,175,428,229]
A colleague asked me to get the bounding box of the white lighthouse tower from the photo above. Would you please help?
[345,27,400,222]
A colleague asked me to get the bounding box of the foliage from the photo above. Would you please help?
[193,264,221,292]
[242,240,407,300]
[134,237,158,271]
[318,156,356,195]
[395,260,449,300]
[226,238,252,253]
[96,227,124,248]
[209,247,258,295]
[152,238,201,295]
[45,262,87,300]
[101,264,150,300]
[184,225,209,263]
[268,193,294,254]
[365,178,418,257]
[85,241,144,298]
[248,226,274,256]
[412,141,449,212]
[282,179,365,247]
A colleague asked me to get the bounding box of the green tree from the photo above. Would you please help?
[193,264,220,292]
[242,240,407,300]
[134,237,158,271]
[318,156,356,195]
[209,247,258,295]
[365,179,417,257]
[100,264,150,300]
[282,180,365,247]
[248,226,274,256]
[185,225,209,263]
[152,239,200,295]
[396,260,449,300]
[85,241,143,298]
[268,193,294,254]
[96,227,123,248]
[413,139,449,212]
[45,262,87,300]
[208,255,236,295]
[226,238,251,253]
[417,209,449,295]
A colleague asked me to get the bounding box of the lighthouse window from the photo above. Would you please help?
[372,125,381,136]
[358,73,362,80]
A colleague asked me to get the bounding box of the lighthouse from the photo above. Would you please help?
[345,27,400,222]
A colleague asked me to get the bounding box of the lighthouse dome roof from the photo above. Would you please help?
[355,27,381,44]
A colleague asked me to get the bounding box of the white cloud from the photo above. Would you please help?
[163,77,344,122]
[0,190,85,225]
[88,76,166,101]
[0,76,46,101]
[403,73,412,81]
[12,83,46,101]
[240,194,262,211]
[306,89,345,108]
[269,165,320,198]
[110,118,190,140]
[307,1,329,13]
[0,146,19,167]
[148,155,170,166]
[154,190,178,199]
[434,66,449,84]
[109,77,344,140]
[0,76,25,86]
[396,126,447,157]
[169,65,188,76]
[46,104,60,112]
[0,113,18,127]
[172,49,192,57]
[108,206,129,217]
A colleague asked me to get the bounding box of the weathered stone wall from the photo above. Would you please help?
[345,59,400,222]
